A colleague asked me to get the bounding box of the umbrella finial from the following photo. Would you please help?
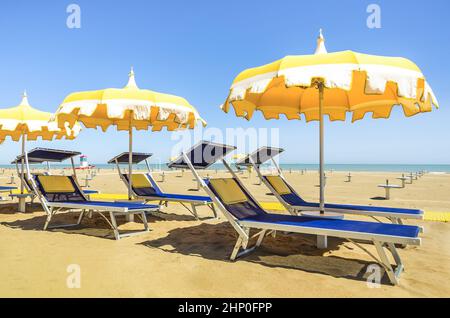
[19,90,31,107]
[314,29,328,55]
[125,66,139,89]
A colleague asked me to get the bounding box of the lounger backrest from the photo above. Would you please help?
[121,173,161,196]
[262,175,306,204]
[33,175,86,202]
[22,172,49,191]
[206,177,265,220]
[265,176,291,194]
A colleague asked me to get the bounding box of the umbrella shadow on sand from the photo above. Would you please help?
[140,222,393,285]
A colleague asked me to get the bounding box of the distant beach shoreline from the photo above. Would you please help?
[0,163,449,173]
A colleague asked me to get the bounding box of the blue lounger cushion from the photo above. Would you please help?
[59,200,159,210]
[0,186,16,191]
[242,213,421,239]
[263,176,423,216]
[149,193,212,202]
[83,190,99,194]
[282,194,422,215]
[123,173,211,203]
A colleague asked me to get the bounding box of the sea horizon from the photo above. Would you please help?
[1,163,449,173]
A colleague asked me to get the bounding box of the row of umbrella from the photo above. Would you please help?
[0,68,206,205]
[0,31,439,217]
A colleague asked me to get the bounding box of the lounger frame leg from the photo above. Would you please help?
[179,202,199,220]
[108,211,150,240]
[109,212,121,240]
[230,236,244,261]
[229,228,269,261]
[373,240,403,285]
[209,203,218,219]
[44,208,85,230]
[191,204,199,220]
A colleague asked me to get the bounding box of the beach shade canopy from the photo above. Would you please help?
[13,148,81,164]
[168,141,236,170]
[222,30,439,214]
[54,68,206,200]
[236,147,284,167]
[0,92,80,201]
[12,147,82,175]
[108,152,153,164]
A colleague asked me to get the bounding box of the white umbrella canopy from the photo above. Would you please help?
[54,68,206,200]
[0,91,81,210]
[222,30,438,214]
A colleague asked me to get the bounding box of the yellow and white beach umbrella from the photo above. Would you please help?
[222,30,438,215]
[54,68,206,200]
[0,91,80,208]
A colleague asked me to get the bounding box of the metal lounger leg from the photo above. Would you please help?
[374,240,400,285]
[209,203,218,219]
[108,211,150,240]
[141,212,149,232]
[44,209,85,230]
[230,228,266,261]
[230,236,244,261]
[190,204,199,220]
[43,210,54,230]
[387,242,404,274]
[109,212,121,240]
[179,202,199,220]
[256,230,267,247]
[76,210,86,225]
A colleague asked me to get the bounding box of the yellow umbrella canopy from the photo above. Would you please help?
[223,31,438,121]
[54,68,206,200]
[222,30,438,215]
[0,91,80,141]
[55,68,206,132]
[0,91,80,201]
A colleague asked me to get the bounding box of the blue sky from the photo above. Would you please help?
[0,0,448,164]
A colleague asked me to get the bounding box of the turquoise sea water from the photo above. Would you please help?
[1,163,449,173]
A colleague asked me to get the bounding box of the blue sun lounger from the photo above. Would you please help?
[0,186,16,192]
[172,141,422,285]
[238,147,424,224]
[0,186,16,200]
[29,174,158,240]
[109,152,216,219]
[21,148,158,240]
[13,148,100,201]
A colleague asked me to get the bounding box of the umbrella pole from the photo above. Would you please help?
[318,80,325,214]
[19,132,27,212]
[20,133,25,195]
[128,114,133,201]
[127,113,134,222]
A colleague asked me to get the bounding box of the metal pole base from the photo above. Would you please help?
[317,235,327,249]
[18,197,26,213]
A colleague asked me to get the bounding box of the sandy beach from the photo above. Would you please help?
[0,168,449,297]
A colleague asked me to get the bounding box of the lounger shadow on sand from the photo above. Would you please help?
[141,222,397,285]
